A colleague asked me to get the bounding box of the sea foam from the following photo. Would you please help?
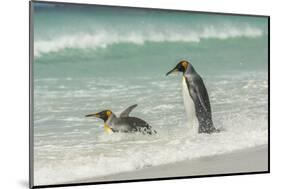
[33,73,268,185]
[34,113,267,185]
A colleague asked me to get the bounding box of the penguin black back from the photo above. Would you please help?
[116,116,157,135]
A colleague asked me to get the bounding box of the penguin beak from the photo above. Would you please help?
[85,113,100,118]
[166,67,178,76]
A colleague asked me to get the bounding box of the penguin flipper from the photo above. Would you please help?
[195,86,208,112]
[120,104,138,117]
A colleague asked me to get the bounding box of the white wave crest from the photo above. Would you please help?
[34,26,264,57]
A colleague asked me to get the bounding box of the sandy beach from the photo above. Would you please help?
[78,145,268,183]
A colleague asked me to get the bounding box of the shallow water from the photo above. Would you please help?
[32,3,268,185]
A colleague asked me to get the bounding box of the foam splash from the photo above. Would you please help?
[34,26,263,57]
[34,109,268,184]
[34,112,267,185]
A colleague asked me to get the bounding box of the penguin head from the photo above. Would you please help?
[85,110,112,122]
[166,60,190,76]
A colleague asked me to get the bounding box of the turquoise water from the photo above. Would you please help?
[33,3,268,186]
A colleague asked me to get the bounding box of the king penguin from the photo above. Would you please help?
[166,60,218,134]
[85,104,157,135]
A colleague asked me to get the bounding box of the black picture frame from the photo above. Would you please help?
[29,1,270,188]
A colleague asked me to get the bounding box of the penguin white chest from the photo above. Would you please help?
[182,76,199,131]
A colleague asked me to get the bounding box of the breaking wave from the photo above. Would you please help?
[34,26,264,57]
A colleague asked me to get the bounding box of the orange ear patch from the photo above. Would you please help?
[181,61,188,70]
[106,111,112,117]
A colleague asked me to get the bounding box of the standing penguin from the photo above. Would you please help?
[85,104,157,135]
[166,60,218,134]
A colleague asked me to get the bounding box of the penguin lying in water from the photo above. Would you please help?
[166,60,219,134]
[86,104,157,135]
